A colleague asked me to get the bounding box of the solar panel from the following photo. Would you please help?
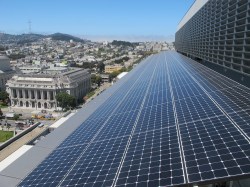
[180,116,250,182]
[115,127,184,187]
[18,51,250,187]
[59,136,129,187]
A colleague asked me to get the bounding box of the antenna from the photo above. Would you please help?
[28,20,32,33]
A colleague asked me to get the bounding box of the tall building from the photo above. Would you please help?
[0,56,16,91]
[175,0,250,87]
[6,68,91,111]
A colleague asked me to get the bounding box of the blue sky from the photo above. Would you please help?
[0,0,194,41]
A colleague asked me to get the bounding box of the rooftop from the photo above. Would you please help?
[177,0,209,31]
[1,51,250,187]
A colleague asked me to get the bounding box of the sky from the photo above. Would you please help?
[0,0,195,42]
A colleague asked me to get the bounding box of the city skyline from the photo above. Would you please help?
[0,0,194,41]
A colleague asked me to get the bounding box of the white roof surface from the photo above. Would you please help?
[17,77,54,82]
[117,72,128,79]
[49,113,75,129]
[0,145,33,172]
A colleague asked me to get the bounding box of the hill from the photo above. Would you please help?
[0,33,85,44]
[111,40,139,48]
[49,33,84,42]
[0,33,44,44]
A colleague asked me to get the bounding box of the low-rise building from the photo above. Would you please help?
[105,64,123,73]
[17,66,44,74]
[6,68,91,111]
[43,66,68,75]
[100,74,109,82]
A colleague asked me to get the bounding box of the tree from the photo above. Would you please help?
[95,76,102,87]
[0,45,6,51]
[119,67,127,73]
[91,74,102,86]
[108,71,120,82]
[91,74,97,84]
[0,91,9,102]
[56,92,76,111]
[79,62,95,69]
[8,53,25,60]
[6,123,11,131]
[13,114,19,121]
[0,91,9,106]
[127,65,133,72]
[97,62,105,73]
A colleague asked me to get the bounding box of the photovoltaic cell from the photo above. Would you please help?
[179,115,250,182]
[18,144,88,186]
[94,110,140,141]
[60,137,129,187]
[116,127,184,187]
[175,95,223,124]
[18,51,250,187]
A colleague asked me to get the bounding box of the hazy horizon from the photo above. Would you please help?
[1,0,194,42]
[0,31,175,42]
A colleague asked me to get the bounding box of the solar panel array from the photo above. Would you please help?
[18,51,250,187]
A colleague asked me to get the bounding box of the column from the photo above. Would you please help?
[38,90,41,99]
[35,90,37,109]
[35,90,38,100]
[48,91,50,100]
[10,89,13,98]
[28,90,31,99]
[17,89,20,98]
[24,89,26,99]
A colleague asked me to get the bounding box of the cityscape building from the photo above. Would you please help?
[17,65,44,74]
[6,68,91,111]
[105,64,123,73]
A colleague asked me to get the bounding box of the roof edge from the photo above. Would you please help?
[177,0,209,31]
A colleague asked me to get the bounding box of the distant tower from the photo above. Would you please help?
[28,20,32,33]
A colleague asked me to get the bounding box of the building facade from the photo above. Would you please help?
[17,66,43,74]
[6,68,91,111]
[105,64,123,73]
[175,0,250,86]
[0,56,16,91]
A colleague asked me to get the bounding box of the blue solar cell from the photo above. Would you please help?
[18,144,88,187]
[18,51,250,187]
[175,95,223,124]
[115,127,184,187]
[59,137,129,187]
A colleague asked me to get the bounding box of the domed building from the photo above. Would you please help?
[6,67,90,111]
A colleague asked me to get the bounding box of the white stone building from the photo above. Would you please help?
[6,68,91,111]
[17,66,44,74]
